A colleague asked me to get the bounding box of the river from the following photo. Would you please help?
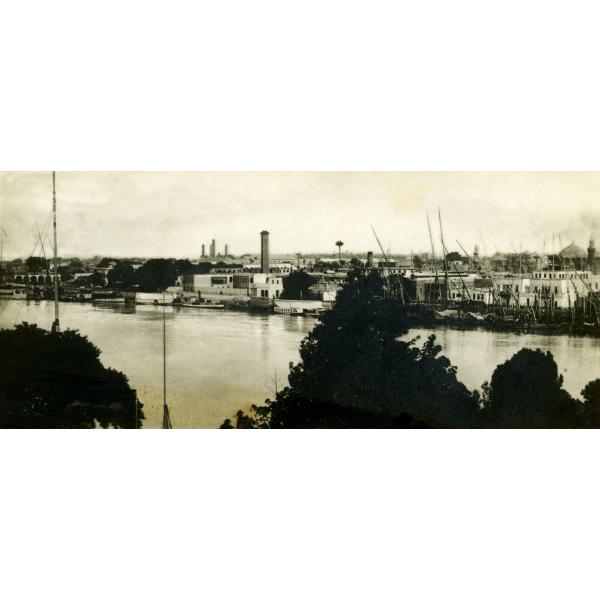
[1,300,600,427]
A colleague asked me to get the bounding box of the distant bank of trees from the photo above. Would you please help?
[223,266,600,428]
[281,270,316,300]
[59,258,194,292]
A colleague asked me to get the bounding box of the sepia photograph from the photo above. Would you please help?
[3,2,600,599]
[1,171,600,429]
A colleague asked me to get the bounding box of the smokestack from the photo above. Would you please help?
[210,239,216,259]
[201,243,205,257]
[367,251,374,268]
[588,238,596,272]
[224,244,229,257]
[260,231,270,273]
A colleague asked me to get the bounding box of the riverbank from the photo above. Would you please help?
[2,300,600,427]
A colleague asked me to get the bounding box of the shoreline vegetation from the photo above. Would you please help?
[222,266,600,429]
[1,266,600,428]
[0,323,143,428]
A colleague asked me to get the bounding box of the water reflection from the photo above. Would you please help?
[404,326,600,397]
[0,301,314,428]
[2,300,600,427]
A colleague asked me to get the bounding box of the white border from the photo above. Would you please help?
[2,1,600,599]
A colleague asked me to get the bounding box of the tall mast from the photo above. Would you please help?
[0,227,5,285]
[438,209,449,308]
[162,292,172,429]
[426,212,440,305]
[52,171,60,332]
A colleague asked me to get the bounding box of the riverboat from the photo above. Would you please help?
[182,299,224,309]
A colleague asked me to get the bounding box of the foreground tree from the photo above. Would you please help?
[0,324,143,428]
[225,267,479,428]
[581,379,600,427]
[480,349,581,428]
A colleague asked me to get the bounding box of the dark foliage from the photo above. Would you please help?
[444,251,463,263]
[481,349,582,428]
[0,323,143,428]
[96,257,120,267]
[581,379,600,427]
[227,267,479,428]
[224,266,600,429]
[25,256,49,272]
[281,270,315,300]
[107,261,135,289]
[90,270,106,287]
[133,258,192,292]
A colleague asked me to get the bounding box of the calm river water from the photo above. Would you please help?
[1,300,600,427]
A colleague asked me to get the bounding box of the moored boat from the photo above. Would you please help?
[182,299,224,309]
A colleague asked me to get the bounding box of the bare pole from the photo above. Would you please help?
[438,209,449,308]
[161,292,172,428]
[456,239,498,308]
[52,172,60,332]
[370,224,404,304]
[0,227,5,284]
[163,292,167,423]
[426,212,440,305]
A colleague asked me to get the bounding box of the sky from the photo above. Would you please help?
[1,171,600,260]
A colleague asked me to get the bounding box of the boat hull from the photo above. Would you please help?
[182,303,224,309]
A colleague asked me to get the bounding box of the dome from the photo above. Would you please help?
[559,242,587,259]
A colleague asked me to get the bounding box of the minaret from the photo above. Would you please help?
[260,231,270,273]
[473,244,480,270]
[588,238,596,273]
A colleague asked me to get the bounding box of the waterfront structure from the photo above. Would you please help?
[260,231,269,273]
[250,274,283,308]
[13,272,61,284]
[269,262,296,275]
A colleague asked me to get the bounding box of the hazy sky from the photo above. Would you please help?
[1,172,600,259]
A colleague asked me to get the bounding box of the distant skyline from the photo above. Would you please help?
[1,172,600,260]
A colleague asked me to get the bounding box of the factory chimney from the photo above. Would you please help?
[224,244,229,257]
[367,251,374,268]
[201,243,205,257]
[260,231,270,273]
[210,239,216,259]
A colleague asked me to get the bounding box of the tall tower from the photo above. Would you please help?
[473,244,480,270]
[210,239,216,259]
[260,231,270,273]
[588,238,596,273]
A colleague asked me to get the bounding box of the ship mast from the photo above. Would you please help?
[52,171,60,333]
[162,292,172,428]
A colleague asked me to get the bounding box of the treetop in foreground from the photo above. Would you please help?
[0,323,143,428]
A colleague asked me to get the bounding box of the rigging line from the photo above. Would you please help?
[426,212,440,292]
[437,229,473,303]
[26,211,53,262]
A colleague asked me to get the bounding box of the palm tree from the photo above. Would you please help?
[335,240,344,262]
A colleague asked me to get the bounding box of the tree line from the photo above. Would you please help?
[223,266,600,428]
